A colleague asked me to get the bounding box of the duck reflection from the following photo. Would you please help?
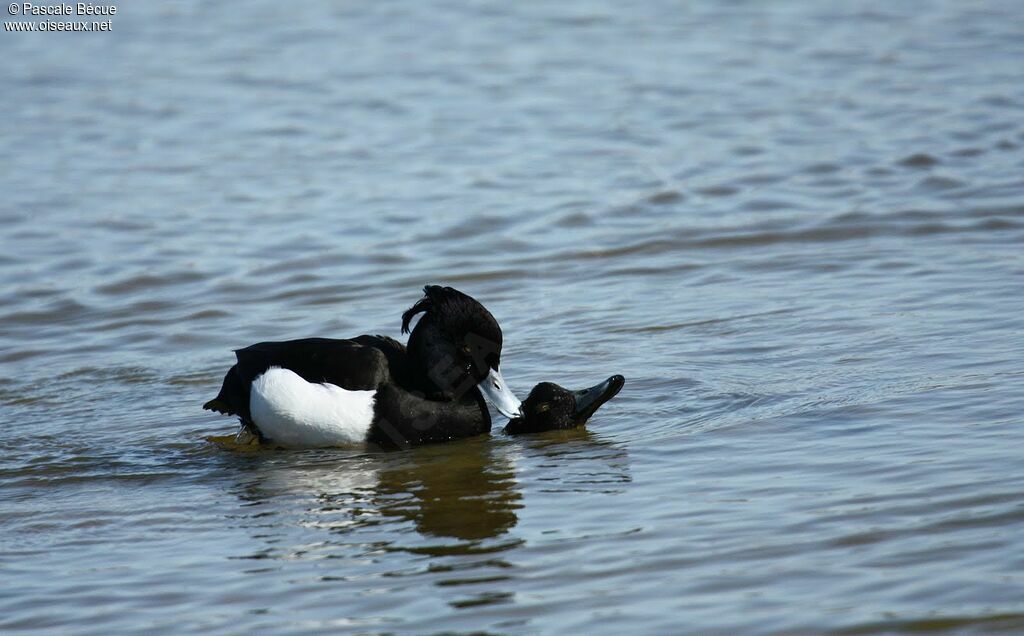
[371,438,521,543]
[223,428,630,562]
[225,437,521,550]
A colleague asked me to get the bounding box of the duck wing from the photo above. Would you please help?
[349,334,423,391]
[203,337,391,421]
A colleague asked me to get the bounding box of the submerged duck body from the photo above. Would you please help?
[504,375,625,435]
[203,286,521,449]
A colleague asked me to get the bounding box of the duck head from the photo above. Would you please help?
[504,375,625,435]
[402,285,521,417]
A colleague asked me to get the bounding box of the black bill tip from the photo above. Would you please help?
[572,374,626,424]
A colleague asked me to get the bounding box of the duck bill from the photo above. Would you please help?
[478,367,522,418]
[572,375,625,424]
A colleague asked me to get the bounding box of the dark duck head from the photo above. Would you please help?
[504,375,625,435]
[402,285,521,418]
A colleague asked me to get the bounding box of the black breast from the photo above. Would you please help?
[367,384,492,449]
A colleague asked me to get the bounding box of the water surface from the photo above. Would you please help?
[2,1,1024,633]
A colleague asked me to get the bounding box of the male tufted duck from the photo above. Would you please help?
[203,286,521,449]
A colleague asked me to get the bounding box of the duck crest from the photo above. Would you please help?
[401,285,479,334]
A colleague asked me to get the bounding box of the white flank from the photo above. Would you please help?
[250,367,376,448]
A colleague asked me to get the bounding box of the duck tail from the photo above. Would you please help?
[202,398,233,414]
[203,365,246,417]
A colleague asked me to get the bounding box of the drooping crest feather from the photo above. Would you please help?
[401,294,432,334]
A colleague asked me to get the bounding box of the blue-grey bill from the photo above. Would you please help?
[478,367,522,418]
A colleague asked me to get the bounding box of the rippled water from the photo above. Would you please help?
[3,1,1024,633]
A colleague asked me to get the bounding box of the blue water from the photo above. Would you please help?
[2,1,1024,633]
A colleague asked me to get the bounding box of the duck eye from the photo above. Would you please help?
[535,403,551,413]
